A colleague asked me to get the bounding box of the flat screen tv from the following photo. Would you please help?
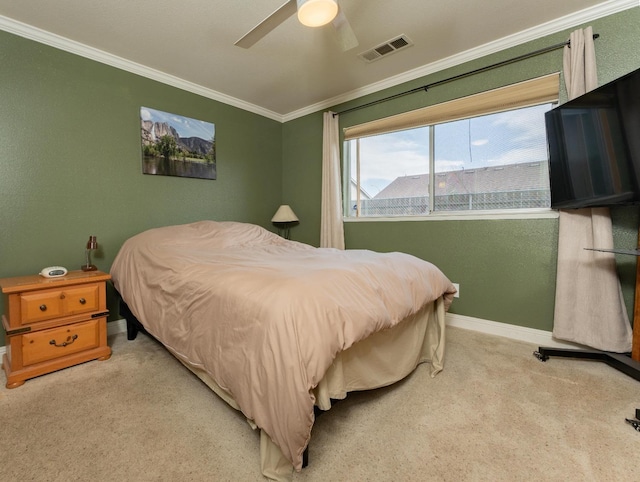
[545,67,640,209]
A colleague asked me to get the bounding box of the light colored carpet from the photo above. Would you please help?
[1,326,638,481]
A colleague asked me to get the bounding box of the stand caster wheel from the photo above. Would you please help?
[533,350,548,362]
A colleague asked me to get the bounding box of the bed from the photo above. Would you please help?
[110,221,456,480]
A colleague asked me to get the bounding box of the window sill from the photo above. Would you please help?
[343,208,559,222]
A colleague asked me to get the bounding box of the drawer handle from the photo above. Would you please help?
[79,298,86,305]
[39,304,47,312]
[49,334,78,348]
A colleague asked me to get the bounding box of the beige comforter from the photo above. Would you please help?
[110,221,456,470]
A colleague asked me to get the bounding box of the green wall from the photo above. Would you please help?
[282,8,640,332]
[2,8,639,346]
[0,30,283,342]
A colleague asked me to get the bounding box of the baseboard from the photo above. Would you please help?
[0,316,586,359]
[446,312,589,349]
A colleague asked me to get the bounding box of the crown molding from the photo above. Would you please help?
[1,0,637,124]
[282,0,639,122]
[0,15,285,123]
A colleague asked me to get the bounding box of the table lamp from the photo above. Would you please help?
[271,205,299,239]
[81,235,98,271]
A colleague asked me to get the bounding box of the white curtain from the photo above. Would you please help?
[320,111,345,249]
[552,27,633,352]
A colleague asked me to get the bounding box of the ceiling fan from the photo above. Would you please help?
[235,0,358,52]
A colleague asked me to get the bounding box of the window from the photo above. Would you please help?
[343,74,559,218]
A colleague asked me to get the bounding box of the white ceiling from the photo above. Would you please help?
[0,1,632,121]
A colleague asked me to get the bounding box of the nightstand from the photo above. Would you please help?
[1,270,111,388]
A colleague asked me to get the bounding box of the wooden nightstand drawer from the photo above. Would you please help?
[61,284,100,315]
[22,319,100,366]
[19,283,100,324]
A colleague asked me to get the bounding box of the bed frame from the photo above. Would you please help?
[119,297,146,341]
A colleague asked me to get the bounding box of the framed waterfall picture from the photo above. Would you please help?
[140,107,216,180]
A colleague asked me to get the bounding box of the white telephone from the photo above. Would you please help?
[39,266,68,278]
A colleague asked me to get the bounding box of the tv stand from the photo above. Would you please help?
[534,245,640,381]
[533,347,640,381]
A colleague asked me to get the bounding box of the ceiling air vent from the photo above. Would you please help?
[358,35,413,63]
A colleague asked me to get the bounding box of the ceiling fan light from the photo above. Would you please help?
[297,0,339,27]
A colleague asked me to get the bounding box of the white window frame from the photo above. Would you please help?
[343,73,561,221]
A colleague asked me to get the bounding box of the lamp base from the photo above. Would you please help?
[272,221,298,240]
[81,264,97,272]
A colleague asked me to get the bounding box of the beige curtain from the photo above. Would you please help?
[320,111,345,249]
[553,27,633,352]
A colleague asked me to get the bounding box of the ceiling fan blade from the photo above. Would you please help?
[331,8,358,51]
[235,0,297,49]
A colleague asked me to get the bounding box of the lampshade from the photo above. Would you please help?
[86,235,98,250]
[271,205,299,223]
[296,0,338,27]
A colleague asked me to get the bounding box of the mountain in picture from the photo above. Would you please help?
[140,107,216,180]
